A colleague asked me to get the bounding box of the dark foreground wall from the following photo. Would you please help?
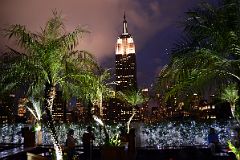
[136,147,236,160]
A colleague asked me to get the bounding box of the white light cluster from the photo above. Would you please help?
[93,115,104,126]
[0,123,24,143]
[41,121,236,147]
[0,121,237,148]
[140,121,236,148]
[116,37,135,55]
[41,123,122,147]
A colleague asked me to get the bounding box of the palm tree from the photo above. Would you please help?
[155,0,240,157]
[91,69,114,117]
[117,89,145,133]
[156,0,240,101]
[76,68,114,122]
[0,11,97,159]
[25,97,43,123]
[221,83,239,118]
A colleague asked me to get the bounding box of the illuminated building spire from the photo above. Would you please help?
[123,12,128,35]
[115,12,137,91]
[113,13,138,122]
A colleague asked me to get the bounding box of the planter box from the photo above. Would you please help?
[36,131,42,145]
[27,152,47,160]
[101,146,126,160]
[22,127,36,148]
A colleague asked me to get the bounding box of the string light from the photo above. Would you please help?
[0,121,237,148]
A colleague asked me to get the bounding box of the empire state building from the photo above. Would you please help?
[115,14,137,91]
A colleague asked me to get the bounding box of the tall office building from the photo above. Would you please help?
[0,94,15,124]
[104,14,140,122]
[115,14,137,91]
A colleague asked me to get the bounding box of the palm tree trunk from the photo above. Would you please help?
[230,103,240,124]
[85,98,93,123]
[127,108,136,133]
[44,84,63,160]
[230,103,236,118]
[99,93,103,117]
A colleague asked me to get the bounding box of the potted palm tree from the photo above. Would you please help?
[117,89,146,133]
[93,115,126,160]
[0,11,97,160]
[25,97,43,145]
[220,83,239,120]
[221,83,240,159]
[77,68,114,122]
[101,133,125,160]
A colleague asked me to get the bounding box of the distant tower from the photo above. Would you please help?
[115,13,137,91]
[107,13,140,123]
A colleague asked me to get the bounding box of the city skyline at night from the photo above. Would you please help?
[0,0,239,159]
[0,0,206,88]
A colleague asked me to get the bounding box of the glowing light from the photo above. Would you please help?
[26,107,38,120]
[116,37,135,55]
[93,115,104,126]
[0,121,236,148]
[26,98,42,121]
[140,121,235,147]
[54,144,62,160]
[34,123,41,131]
[109,134,121,146]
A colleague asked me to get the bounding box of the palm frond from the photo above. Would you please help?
[221,83,239,104]
[4,24,38,52]
[60,27,90,51]
[117,89,145,106]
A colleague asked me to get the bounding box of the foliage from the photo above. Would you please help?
[0,11,98,160]
[154,1,240,158]
[107,134,121,146]
[117,89,146,106]
[25,97,43,121]
[156,0,240,101]
[91,69,115,102]
[33,122,42,132]
[117,89,146,133]
[93,115,122,146]
[221,83,239,106]
[228,141,240,160]
[78,68,114,116]
[220,83,239,118]
[0,10,97,100]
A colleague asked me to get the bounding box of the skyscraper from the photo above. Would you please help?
[115,13,137,91]
[104,13,140,122]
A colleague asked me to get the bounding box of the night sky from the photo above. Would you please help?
[0,0,205,88]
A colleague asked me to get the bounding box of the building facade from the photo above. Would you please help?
[115,14,137,91]
[0,94,15,124]
[104,14,140,122]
